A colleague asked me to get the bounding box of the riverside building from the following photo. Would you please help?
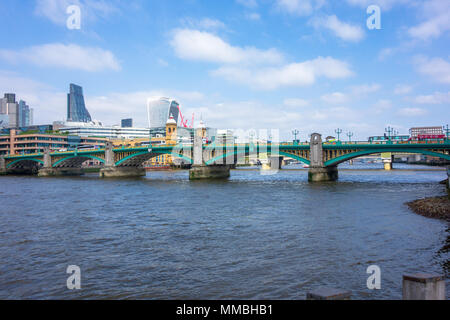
[0,128,107,155]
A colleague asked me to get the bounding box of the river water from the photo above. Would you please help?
[0,163,448,300]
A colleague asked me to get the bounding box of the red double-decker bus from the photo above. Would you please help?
[409,127,446,141]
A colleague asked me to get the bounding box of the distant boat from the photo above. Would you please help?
[303,165,310,168]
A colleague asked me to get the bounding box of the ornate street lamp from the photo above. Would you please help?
[335,128,343,142]
[347,132,354,143]
[292,129,299,144]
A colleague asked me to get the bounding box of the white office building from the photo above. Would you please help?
[60,121,150,139]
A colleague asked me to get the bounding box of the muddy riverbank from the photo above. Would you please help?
[407,196,450,222]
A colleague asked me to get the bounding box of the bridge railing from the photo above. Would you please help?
[4,139,449,159]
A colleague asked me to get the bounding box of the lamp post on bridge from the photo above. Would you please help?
[335,128,343,144]
[385,126,394,144]
[292,129,299,145]
[347,132,354,143]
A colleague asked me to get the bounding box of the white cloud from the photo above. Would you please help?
[350,83,381,95]
[283,98,310,107]
[236,0,258,8]
[394,84,413,95]
[414,92,450,104]
[157,58,169,67]
[397,107,427,117]
[321,92,348,104]
[408,0,450,40]
[35,0,120,26]
[0,43,121,72]
[371,99,392,114]
[181,18,226,30]
[310,15,365,42]
[170,29,283,65]
[275,0,326,16]
[414,56,450,84]
[212,56,353,90]
[378,48,395,61]
[170,30,352,90]
[246,13,261,21]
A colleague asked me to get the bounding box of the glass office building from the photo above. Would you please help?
[147,97,180,137]
[67,84,92,123]
[18,100,32,127]
[0,114,9,128]
[121,118,133,128]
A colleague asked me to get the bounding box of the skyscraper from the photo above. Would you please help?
[18,100,32,127]
[4,93,16,103]
[147,97,180,129]
[121,118,133,128]
[67,84,92,123]
[2,94,18,128]
[0,97,6,114]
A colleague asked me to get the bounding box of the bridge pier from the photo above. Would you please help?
[189,165,230,180]
[261,156,283,171]
[189,135,230,180]
[99,166,146,178]
[38,167,85,177]
[98,142,146,178]
[308,166,338,182]
[382,153,393,171]
[308,133,338,182]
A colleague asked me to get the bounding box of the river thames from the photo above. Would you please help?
[0,163,448,299]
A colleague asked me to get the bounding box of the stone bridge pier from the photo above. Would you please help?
[189,135,230,180]
[261,156,283,171]
[99,142,146,178]
[308,133,338,182]
[38,147,84,177]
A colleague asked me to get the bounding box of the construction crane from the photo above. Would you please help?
[178,105,194,128]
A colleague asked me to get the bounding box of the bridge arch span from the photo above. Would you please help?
[7,158,44,169]
[324,149,450,167]
[52,155,106,168]
[115,151,193,167]
[205,150,310,166]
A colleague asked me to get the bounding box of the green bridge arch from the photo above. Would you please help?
[205,150,310,166]
[324,149,450,167]
[52,155,106,167]
[6,158,44,168]
[115,150,193,166]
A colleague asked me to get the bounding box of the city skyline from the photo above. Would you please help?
[0,93,33,128]
[0,1,449,141]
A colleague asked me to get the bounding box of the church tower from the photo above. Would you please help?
[165,114,177,145]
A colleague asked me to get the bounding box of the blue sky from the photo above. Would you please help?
[0,0,449,140]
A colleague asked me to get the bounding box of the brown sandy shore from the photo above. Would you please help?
[406,196,450,222]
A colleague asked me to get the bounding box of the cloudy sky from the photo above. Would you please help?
[0,0,449,141]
